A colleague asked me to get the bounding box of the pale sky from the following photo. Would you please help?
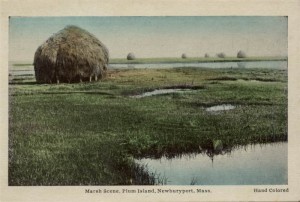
[9,16,287,62]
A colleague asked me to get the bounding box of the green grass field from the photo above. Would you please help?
[9,66,287,185]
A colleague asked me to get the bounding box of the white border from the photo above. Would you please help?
[1,0,300,201]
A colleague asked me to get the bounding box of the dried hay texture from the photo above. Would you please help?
[237,50,247,58]
[34,25,109,83]
[127,53,136,60]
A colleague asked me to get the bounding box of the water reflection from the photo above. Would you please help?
[135,142,287,185]
[237,62,246,68]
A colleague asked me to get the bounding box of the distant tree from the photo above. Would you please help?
[204,53,210,58]
[181,53,187,59]
[217,52,226,58]
[127,53,136,60]
[237,50,247,58]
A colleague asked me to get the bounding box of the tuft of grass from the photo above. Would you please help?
[190,177,198,185]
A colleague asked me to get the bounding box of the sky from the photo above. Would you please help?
[9,16,287,62]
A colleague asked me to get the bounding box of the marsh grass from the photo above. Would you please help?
[190,177,198,185]
[9,67,287,185]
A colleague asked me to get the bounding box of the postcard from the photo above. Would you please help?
[1,0,300,201]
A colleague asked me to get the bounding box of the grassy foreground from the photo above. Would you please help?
[9,67,287,185]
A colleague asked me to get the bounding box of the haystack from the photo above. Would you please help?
[127,53,136,60]
[217,52,226,58]
[237,50,247,58]
[34,25,109,83]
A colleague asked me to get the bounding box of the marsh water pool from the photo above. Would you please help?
[135,142,287,185]
[110,60,287,69]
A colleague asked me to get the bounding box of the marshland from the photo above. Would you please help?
[9,16,288,185]
[9,58,287,185]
